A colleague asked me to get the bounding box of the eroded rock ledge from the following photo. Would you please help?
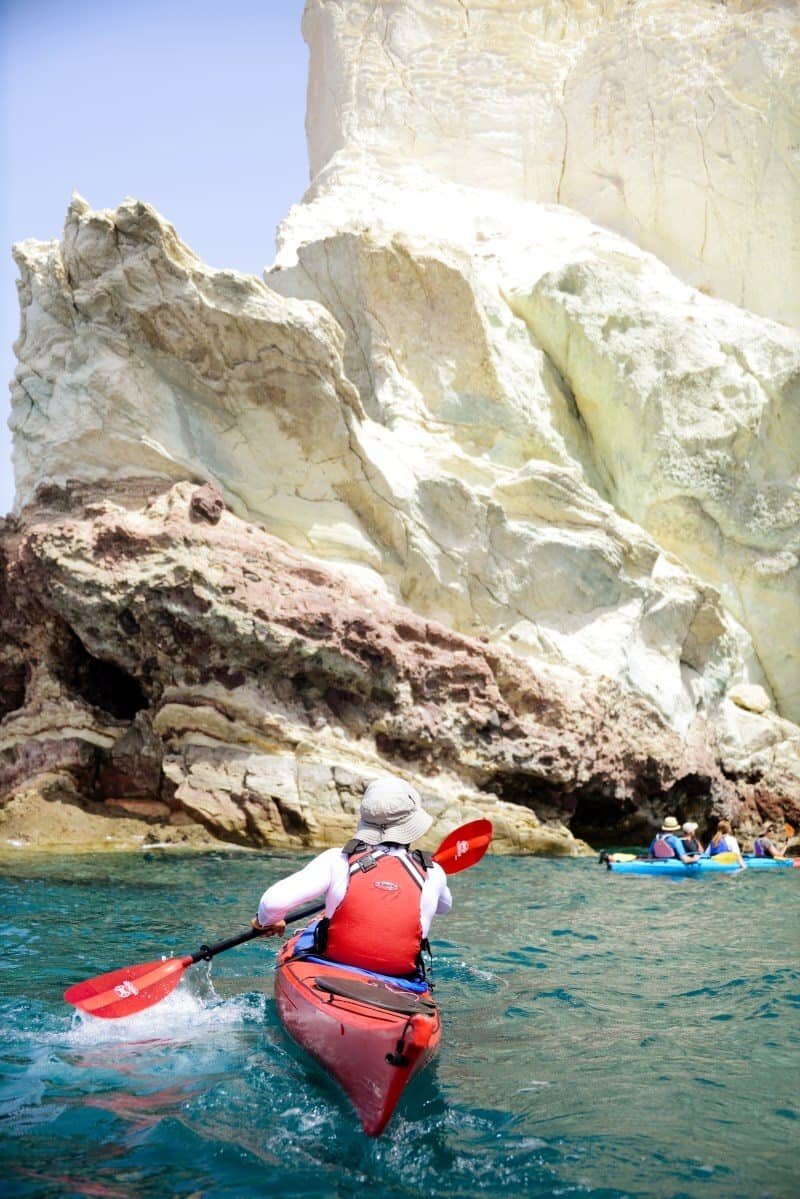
[1,481,797,853]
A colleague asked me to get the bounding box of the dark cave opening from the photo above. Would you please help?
[479,771,577,826]
[56,630,148,721]
[482,770,651,847]
[570,788,645,845]
[0,663,27,720]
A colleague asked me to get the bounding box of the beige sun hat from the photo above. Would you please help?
[356,777,433,845]
[661,816,681,833]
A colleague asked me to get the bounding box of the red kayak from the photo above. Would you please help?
[274,930,441,1136]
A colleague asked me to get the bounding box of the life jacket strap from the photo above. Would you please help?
[313,845,388,953]
[315,842,432,965]
[342,838,369,855]
[415,936,434,987]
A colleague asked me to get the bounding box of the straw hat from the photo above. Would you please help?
[356,777,433,845]
[661,816,681,833]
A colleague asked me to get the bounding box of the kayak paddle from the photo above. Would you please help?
[64,818,493,1020]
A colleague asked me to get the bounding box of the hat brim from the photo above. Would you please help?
[355,807,433,846]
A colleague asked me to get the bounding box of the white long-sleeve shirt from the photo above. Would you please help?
[257,845,453,935]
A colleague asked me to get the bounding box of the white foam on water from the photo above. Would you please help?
[280,1104,333,1134]
[65,971,267,1046]
[464,964,495,982]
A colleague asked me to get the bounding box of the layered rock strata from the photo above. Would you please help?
[2,481,798,855]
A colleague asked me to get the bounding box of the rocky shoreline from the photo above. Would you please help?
[2,479,797,856]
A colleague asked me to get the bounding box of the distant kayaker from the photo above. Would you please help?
[251,777,452,978]
[753,825,783,859]
[702,819,744,864]
[680,821,704,854]
[648,816,698,862]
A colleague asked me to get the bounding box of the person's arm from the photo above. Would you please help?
[419,861,452,937]
[253,849,339,934]
[432,861,453,915]
[718,834,744,863]
[667,835,694,862]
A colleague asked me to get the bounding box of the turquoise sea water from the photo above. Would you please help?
[1,850,798,1198]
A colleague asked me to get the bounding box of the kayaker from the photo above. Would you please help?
[702,818,744,863]
[753,825,783,859]
[648,816,697,862]
[251,777,452,978]
[680,821,704,854]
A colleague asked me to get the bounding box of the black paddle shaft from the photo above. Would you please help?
[188,897,326,963]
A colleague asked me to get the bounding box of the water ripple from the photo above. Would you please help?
[1,852,798,1197]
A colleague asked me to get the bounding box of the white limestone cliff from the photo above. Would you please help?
[302,0,800,327]
[3,0,800,849]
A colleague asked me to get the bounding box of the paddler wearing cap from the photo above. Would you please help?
[251,777,452,978]
[680,821,704,855]
[647,816,699,863]
[752,824,783,859]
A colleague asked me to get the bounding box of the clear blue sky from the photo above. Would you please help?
[0,0,308,516]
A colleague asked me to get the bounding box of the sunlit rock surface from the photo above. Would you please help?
[2,0,799,850]
[303,0,800,326]
[272,168,800,727]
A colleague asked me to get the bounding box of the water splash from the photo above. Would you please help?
[65,967,266,1046]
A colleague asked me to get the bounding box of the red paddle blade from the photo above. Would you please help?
[433,819,492,874]
[64,955,193,1019]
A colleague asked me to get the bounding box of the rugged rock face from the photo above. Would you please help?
[2,482,798,854]
[2,0,799,851]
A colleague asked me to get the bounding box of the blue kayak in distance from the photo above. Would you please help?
[604,855,798,877]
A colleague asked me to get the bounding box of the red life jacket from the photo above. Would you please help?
[323,847,426,977]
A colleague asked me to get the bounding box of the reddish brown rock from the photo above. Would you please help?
[189,483,226,525]
[0,482,798,852]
